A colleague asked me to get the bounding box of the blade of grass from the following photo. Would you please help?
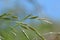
[28,26,46,40]
[21,29,30,40]
[18,23,46,40]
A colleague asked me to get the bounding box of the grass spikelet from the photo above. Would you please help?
[12,16,18,19]
[20,14,32,22]
[17,22,29,30]
[29,16,38,19]
[20,24,28,30]
[37,18,52,24]
[2,18,11,20]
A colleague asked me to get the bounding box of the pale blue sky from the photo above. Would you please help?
[0,0,60,21]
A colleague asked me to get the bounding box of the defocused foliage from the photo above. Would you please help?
[0,10,53,40]
[1,0,60,40]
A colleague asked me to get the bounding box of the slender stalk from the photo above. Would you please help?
[28,26,46,40]
[21,28,30,40]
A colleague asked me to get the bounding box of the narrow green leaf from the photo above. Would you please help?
[21,29,30,40]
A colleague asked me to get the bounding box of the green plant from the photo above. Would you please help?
[0,12,52,40]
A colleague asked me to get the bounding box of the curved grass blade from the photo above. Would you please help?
[18,23,46,40]
[11,31,16,37]
[28,26,46,40]
[21,29,30,40]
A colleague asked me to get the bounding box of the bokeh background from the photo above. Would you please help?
[0,0,60,35]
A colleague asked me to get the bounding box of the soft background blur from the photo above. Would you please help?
[0,0,60,40]
[0,0,60,33]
